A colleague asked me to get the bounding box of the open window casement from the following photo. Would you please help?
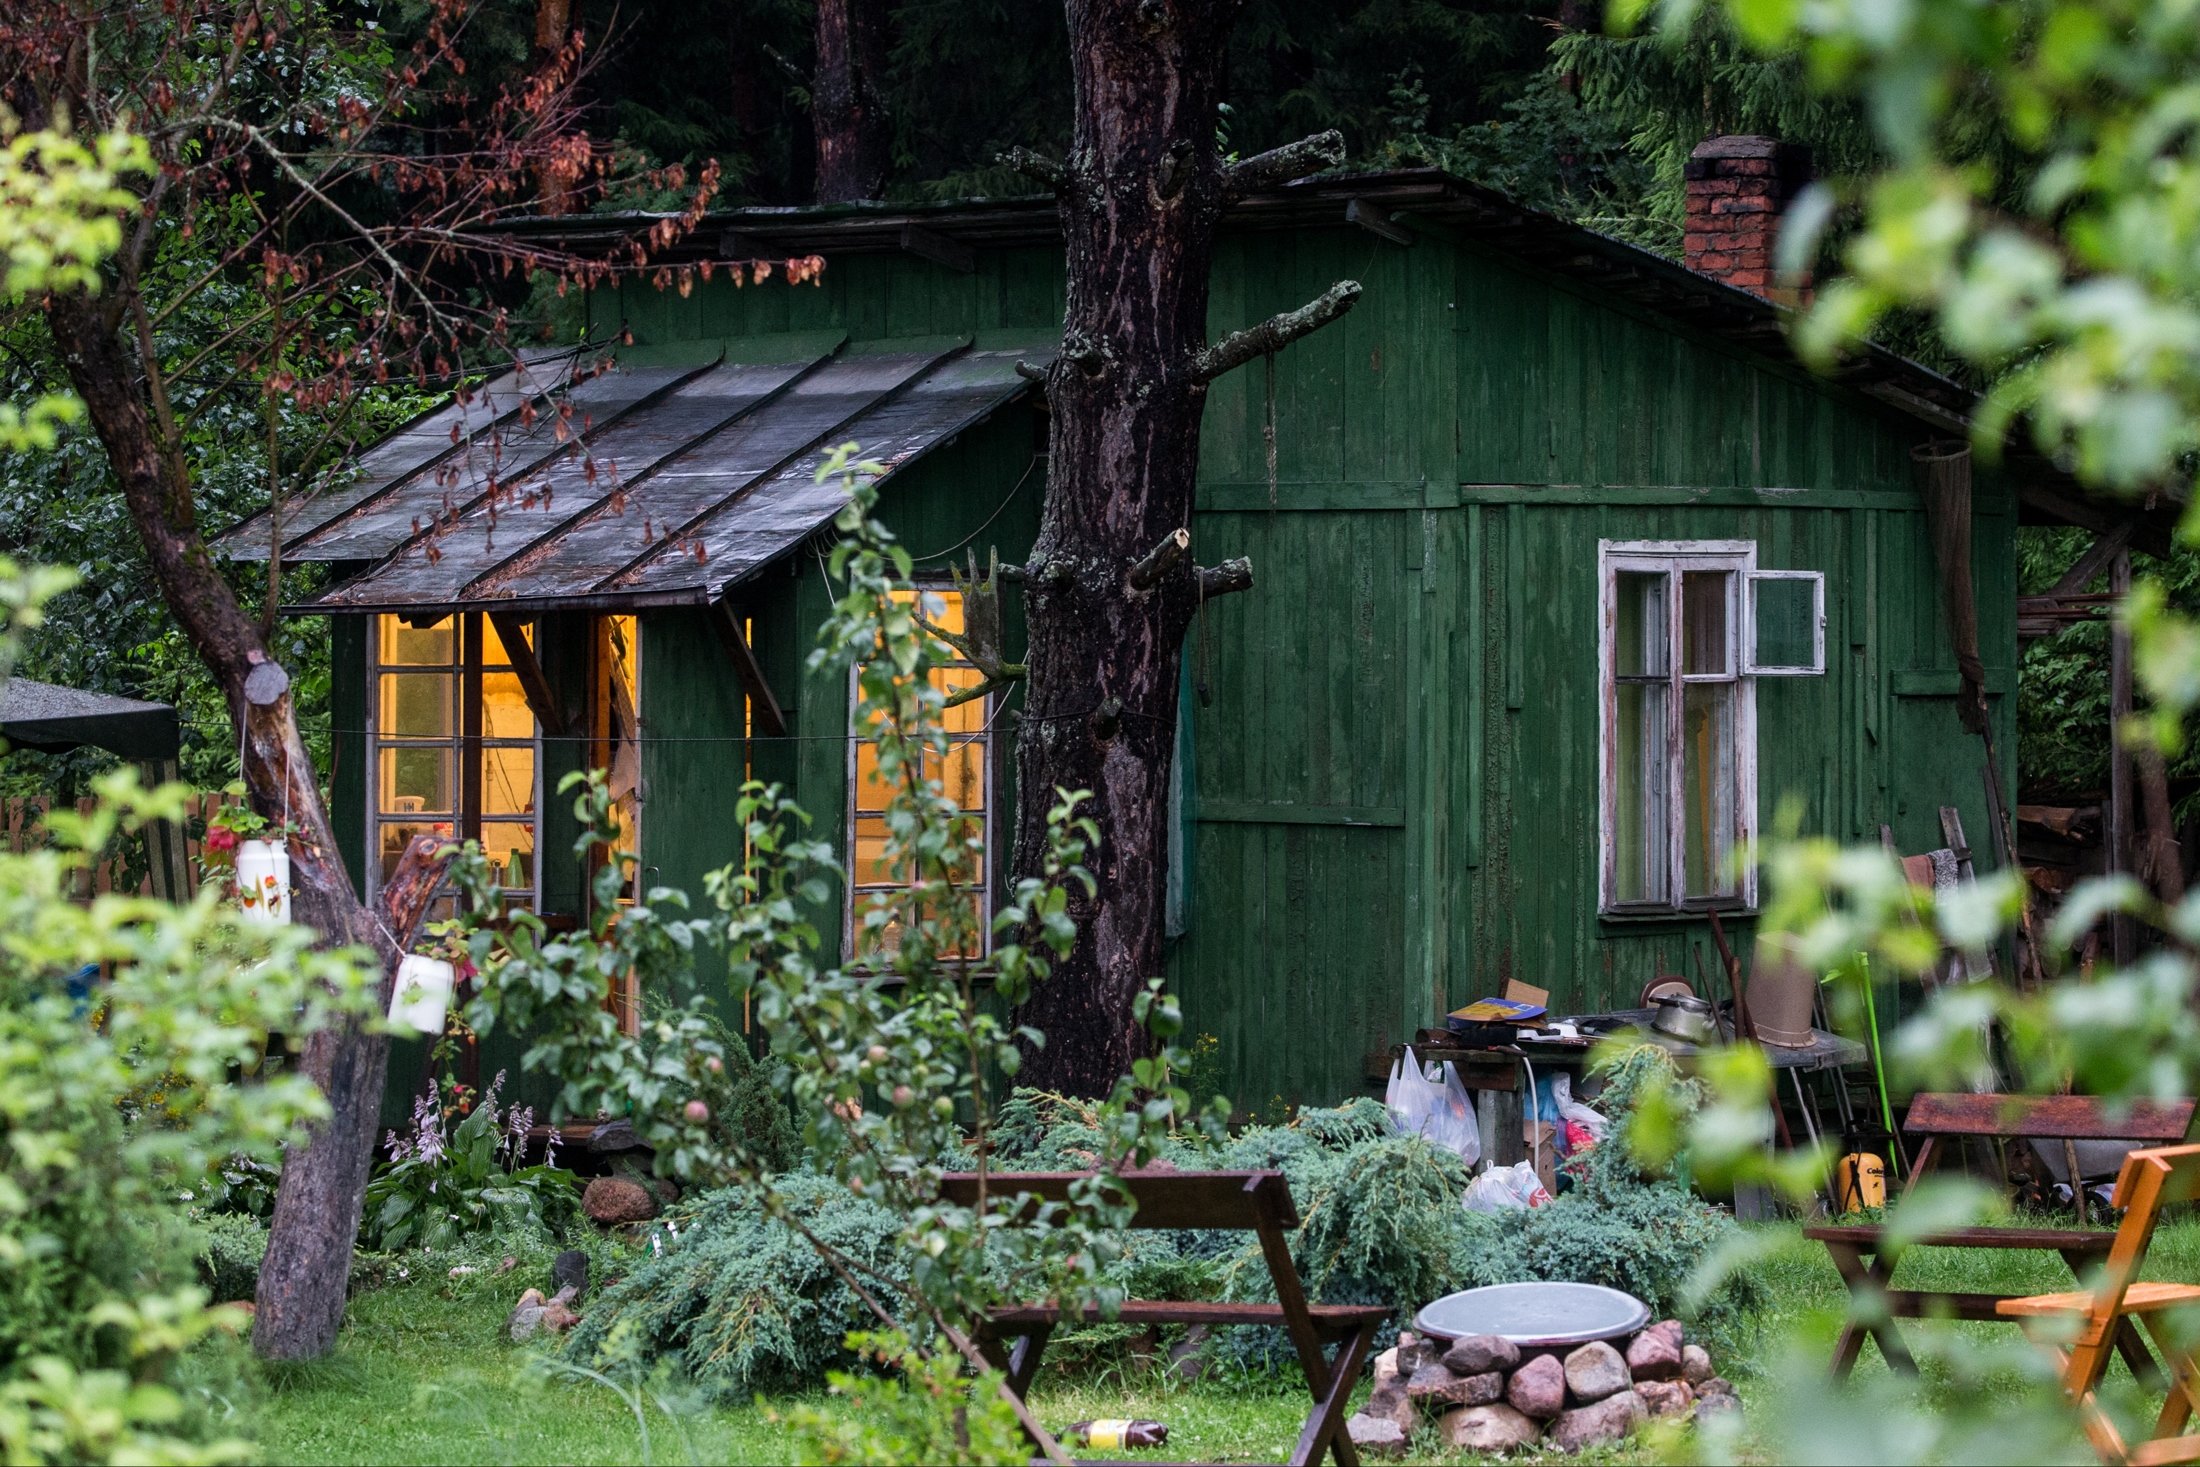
[1600,544,1829,913]
[1744,570,1827,676]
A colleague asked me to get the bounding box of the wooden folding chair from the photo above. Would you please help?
[1998,1144,2200,1464]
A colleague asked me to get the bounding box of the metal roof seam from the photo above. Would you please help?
[590,339,978,597]
[453,343,854,604]
[308,354,725,582]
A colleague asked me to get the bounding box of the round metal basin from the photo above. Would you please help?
[1413,1281,1650,1348]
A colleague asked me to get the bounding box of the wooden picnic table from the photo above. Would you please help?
[938,1169,1390,1466]
[1805,1092,2197,1382]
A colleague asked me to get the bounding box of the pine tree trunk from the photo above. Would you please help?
[44,291,452,1360]
[812,0,890,202]
[1007,0,1237,1098]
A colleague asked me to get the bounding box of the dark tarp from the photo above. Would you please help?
[0,677,180,761]
[215,335,1047,614]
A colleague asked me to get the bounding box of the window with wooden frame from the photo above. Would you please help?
[1598,541,1825,914]
[368,613,540,910]
[846,588,994,963]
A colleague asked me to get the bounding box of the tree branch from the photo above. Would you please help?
[997,146,1068,192]
[1189,280,1361,384]
[1196,557,1254,599]
[1221,129,1345,197]
[1127,528,1190,592]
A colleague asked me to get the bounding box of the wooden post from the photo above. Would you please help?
[2110,549,2135,967]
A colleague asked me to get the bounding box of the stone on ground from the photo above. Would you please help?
[1506,1353,1567,1419]
[552,1249,589,1299]
[1411,1370,1504,1409]
[1548,1389,1647,1452]
[1637,1379,1695,1418]
[1369,1345,1402,1387]
[1364,1381,1419,1434]
[1563,1340,1632,1403]
[1438,1403,1542,1452]
[1346,1414,1408,1458]
[1625,1321,1684,1380]
[1442,1334,1522,1375]
[1681,1344,1715,1385]
[582,1176,658,1225]
[1404,1362,1459,1401]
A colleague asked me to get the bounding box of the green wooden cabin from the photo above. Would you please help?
[221,170,2132,1115]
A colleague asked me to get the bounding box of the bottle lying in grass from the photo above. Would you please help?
[1061,1420,1168,1450]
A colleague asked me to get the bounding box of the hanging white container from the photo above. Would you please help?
[389,955,456,1035]
[234,839,292,924]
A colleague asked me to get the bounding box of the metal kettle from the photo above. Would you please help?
[1648,993,1719,1045]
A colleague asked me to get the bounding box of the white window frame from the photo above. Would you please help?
[1743,569,1828,676]
[1598,540,1760,915]
[843,587,997,967]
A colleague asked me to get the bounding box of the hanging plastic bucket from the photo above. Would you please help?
[234,839,292,925]
[389,955,456,1035]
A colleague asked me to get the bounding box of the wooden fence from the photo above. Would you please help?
[2,790,239,900]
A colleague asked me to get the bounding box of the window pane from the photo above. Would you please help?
[1613,681,1668,903]
[1750,574,1821,672]
[1682,681,1739,899]
[1681,571,1733,676]
[480,821,535,889]
[936,668,987,730]
[482,671,536,739]
[896,587,965,639]
[482,746,536,816]
[853,816,895,885]
[853,743,896,813]
[1615,572,1668,677]
[379,672,454,738]
[379,745,453,814]
[931,736,986,811]
[379,615,454,667]
[378,820,450,881]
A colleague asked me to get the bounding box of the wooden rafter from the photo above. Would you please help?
[487,611,566,736]
[709,598,786,738]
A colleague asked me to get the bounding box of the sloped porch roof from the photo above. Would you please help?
[218,335,1045,614]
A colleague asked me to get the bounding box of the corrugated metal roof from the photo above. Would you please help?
[219,336,1045,613]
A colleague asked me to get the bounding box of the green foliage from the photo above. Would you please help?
[654,1007,798,1177]
[362,1073,581,1253]
[563,1173,906,1400]
[189,1214,268,1307]
[774,1330,1026,1467]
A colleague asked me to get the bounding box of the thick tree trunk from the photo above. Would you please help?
[811,0,890,202]
[44,290,451,1359]
[1007,1,1238,1098]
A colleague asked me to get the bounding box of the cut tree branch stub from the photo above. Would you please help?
[1197,557,1254,599]
[998,147,1068,191]
[1222,129,1345,197]
[1190,280,1362,384]
[1128,528,1191,592]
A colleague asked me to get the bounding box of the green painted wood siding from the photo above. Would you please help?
[332,218,2016,1118]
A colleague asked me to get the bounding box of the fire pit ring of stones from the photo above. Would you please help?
[1414,1282,1650,1349]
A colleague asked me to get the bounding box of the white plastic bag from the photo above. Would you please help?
[1385,1047,1482,1166]
[1462,1159,1552,1213]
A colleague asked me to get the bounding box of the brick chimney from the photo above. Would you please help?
[1683,135,1812,303]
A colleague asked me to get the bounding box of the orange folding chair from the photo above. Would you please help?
[1999,1144,2200,1464]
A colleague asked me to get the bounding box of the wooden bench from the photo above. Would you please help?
[1803,1092,2196,1381]
[939,1169,1391,1466]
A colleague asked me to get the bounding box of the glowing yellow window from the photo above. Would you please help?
[369,612,540,907]
[847,588,993,962]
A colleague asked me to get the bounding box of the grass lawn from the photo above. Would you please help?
[249,1221,2200,1464]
